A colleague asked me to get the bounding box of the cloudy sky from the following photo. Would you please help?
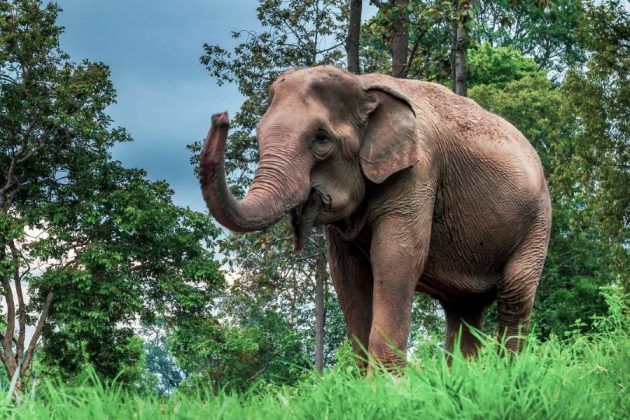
[56,1,376,212]
[56,0,263,212]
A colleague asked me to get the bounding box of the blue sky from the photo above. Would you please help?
[56,0,262,211]
[56,1,375,212]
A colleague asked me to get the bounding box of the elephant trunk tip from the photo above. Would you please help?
[212,112,230,127]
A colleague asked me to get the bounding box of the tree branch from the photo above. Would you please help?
[0,117,37,200]
[370,0,386,9]
[317,41,345,55]
[405,27,427,77]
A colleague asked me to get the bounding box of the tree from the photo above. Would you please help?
[390,0,410,78]
[471,0,584,74]
[367,1,471,87]
[369,0,411,78]
[558,0,629,288]
[363,1,584,84]
[143,320,186,394]
[1,0,223,391]
[0,0,113,392]
[170,295,311,393]
[467,42,541,88]
[362,1,462,82]
[37,175,223,385]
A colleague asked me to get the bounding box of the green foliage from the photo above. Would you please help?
[171,309,311,394]
[471,0,585,73]
[142,321,186,394]
[3,287,628,418]
[409,293,444,348]
[1,0,224,388]
[361,1,452,81]
[216,228,347,368]
[35,175,224,384]
[362,0,584,81]
[558,0,630,285]
[467,43,541,88]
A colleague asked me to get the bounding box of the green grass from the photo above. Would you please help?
[2,328,628,420]
[3,289,628,419]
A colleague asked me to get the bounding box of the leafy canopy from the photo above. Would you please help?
[1,0,223,386]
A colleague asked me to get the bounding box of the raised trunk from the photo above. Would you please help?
[199,113,309,233]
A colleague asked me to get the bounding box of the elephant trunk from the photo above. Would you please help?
[199,113,310,233]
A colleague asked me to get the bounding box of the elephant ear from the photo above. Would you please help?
[360,86,418,184]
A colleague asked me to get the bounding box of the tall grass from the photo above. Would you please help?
[2,288,628,419]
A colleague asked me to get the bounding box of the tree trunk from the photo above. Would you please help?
[346,0,363,74]
[451,0,470,97]
[391,0,409,78]
[314,232,328,374]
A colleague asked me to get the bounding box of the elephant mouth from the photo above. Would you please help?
[290,189,331,251]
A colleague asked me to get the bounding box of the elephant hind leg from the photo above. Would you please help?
[497,221,550,352]
[441,300,487,363]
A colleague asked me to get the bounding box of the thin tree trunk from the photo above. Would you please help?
[1,256,53,395]
[452,24,468,96]
[10,243,26,368]
[451,0,470,96]
[1,268,18,382]
[391,0,409,78]
[346,0,363,74]
[314,232,327,374]
[20,291,53,380]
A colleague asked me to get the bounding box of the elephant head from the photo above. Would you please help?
[200,66,418,250]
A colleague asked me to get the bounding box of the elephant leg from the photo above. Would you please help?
[441,301,486,363]
[326,228,374,367]
[497,222,549,352]
[368,217,430,369]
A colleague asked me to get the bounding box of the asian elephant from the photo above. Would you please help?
[199,65,551,367]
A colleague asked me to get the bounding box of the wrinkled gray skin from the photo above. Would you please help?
[200,66,552,368]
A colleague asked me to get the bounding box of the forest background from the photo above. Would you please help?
[1,0,628,397]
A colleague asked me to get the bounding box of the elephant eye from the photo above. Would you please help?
[310,129,333,160]
[313,130,330,144]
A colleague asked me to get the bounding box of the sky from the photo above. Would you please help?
[55,0,263,212]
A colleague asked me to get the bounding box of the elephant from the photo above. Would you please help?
[199,65,552,368]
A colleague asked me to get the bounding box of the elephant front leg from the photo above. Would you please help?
[368,217,430,369]
[326,229,374,367]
